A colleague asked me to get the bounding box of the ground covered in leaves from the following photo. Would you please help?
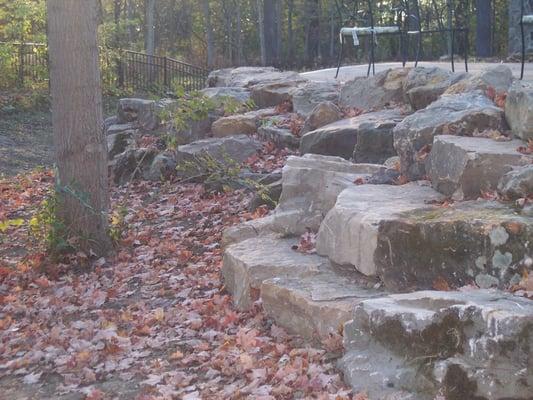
[0,148,358,400]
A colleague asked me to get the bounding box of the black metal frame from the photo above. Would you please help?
[335,0,469,78]
[120,50,209,92]
[335,0,410,78]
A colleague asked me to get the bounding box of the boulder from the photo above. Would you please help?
[112,148,157,186]
[249,180,282,211]
[200,87,251,107]
[498,164,533,199]
[505,80,533,140]
[339,68,410,110]
[300,109,404,163]
[341,290,533,399]
[445,65,514,95]
[107,123,136,135]
[301,101,343,135]
[211,114,257,137]
[427,135,531,199]
[175,135,261,169]
[375,201,533,291]
[117,98,177,131]
[316,182,444,278]
[207,66,280,88]
[249,73,308,108]
[171,114,215,145]
[261,272,382,340]
[292,81,341,117]
[257,125,300,149]
[107,131,135,160]
[403,67,464,110]
[275,154,385,233]
[393,93,506,180]
[104,115,119,130]
[144,153,177,181]
[222,236,328,310]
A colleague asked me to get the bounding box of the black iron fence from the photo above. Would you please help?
[119,50,209,92]
[0,42,48,88]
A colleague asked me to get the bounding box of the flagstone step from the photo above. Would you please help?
[340,289,533,399]
[427,135,532,200]
[261,272,383,341]
[317,182,533,292]
[222,236,330,310]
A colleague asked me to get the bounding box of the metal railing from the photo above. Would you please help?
[119,50,209,92]
[0,42,48,88]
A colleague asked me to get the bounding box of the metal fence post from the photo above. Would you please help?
[18,44,24,87]
[163,56,168,89]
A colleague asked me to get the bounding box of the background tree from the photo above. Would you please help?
[47,0,111,255]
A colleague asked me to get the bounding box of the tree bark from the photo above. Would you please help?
[475,0,492,57]
[288,0,294,67]
[145,0,156,55]
[256,0,266,65]
[263,0,276,65]
[236,0,243,66]
[46,0,111,256]
[202,0,215,68]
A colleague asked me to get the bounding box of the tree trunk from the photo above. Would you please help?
[475,0,492,57]
[288,0,294,67]
[202,0,215,68]
[263,0,276,65]
[256,0,266,65]
[46,0,111,256]
[236,0,243,66]
[126,0,135,43]
[145,0,156,55]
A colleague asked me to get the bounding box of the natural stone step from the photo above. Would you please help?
[375,200,533,291]
[300,109,404,163]
[261,272,383,341]
[427,135,531,200]
[222,236,330,310]
[276,154,384,234]
[340,289,533,400]
[393,92,506,180]
[257,125,300,149]
[316,182,444,277]
[505,80,533,141]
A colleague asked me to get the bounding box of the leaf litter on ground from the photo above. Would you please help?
[0,146,359,399]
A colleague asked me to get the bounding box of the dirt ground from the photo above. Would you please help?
[0,110,54,177]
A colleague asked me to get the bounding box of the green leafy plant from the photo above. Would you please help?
[176,152,277,207]
[29,189,72,257]
[108,205,129,245]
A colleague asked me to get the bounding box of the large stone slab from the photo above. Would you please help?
[376,201,533,291]
[222,236,329,310]
[257,125,300,149]
[175,135,261,168]
[341,290,533,399]
[200,87,251,106]
[505,80,533,141]
[261,272,382,340]
[207,66,280,88]
[393,93,506,180]
[498,164,533,200]
[275,154,384,233]
[301,101,343,135]
[117,98,175,131]
[445,65,514,95]
[402,67,464,110]
[292,81,341,117]
[427,135,531,199]
[300,109,404,163]
[249,74,308,108]
[340,68,410,110]
[211,113,257,137]
[316,183,444,278]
